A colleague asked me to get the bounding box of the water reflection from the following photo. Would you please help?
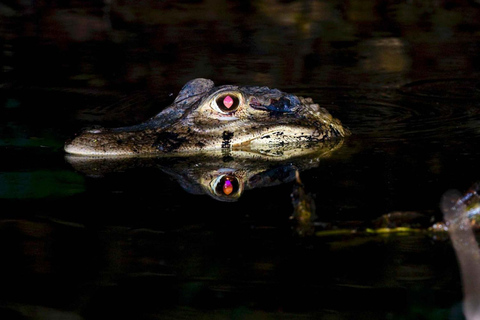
[336,78,480,143]
[290,170,316,236]
[66,139,344,202]
[3,0,480,92]
[0,209,458,319]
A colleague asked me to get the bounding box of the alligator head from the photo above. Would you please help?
[64,78,349,156]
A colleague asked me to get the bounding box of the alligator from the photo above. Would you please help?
[64,78,349,156]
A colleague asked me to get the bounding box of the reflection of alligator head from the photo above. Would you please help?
[65,78,349,156]
[65,139,344,202]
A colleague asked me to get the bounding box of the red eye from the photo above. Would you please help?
[214,175,239,196]
[216,94,240,112]
[223,178,233,195]
[223,96,234,109]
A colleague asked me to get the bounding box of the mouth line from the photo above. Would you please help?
[65,122,323,156]
[229,125,321,148]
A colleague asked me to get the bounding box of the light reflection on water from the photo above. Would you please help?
[2,79,479,318]
[2,0,480,318]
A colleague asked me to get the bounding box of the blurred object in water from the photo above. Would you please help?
[435,182,480,231]
[441,184,480,320]
[371,211,433,230]
[290,170,317,236]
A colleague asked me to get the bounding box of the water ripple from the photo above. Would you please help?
[325,80,480,142]
[399,78,480,101]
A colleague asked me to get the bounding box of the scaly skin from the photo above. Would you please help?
[65,78,349,156]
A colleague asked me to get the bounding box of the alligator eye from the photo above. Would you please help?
[211,175,240,197]
[214,93,240,113]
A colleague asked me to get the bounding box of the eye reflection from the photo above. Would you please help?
[223,178,234,195]
[212,175,240,197]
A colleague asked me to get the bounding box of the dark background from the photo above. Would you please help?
[2,1,480,319]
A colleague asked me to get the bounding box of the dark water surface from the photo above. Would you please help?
[2,1,480,319]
